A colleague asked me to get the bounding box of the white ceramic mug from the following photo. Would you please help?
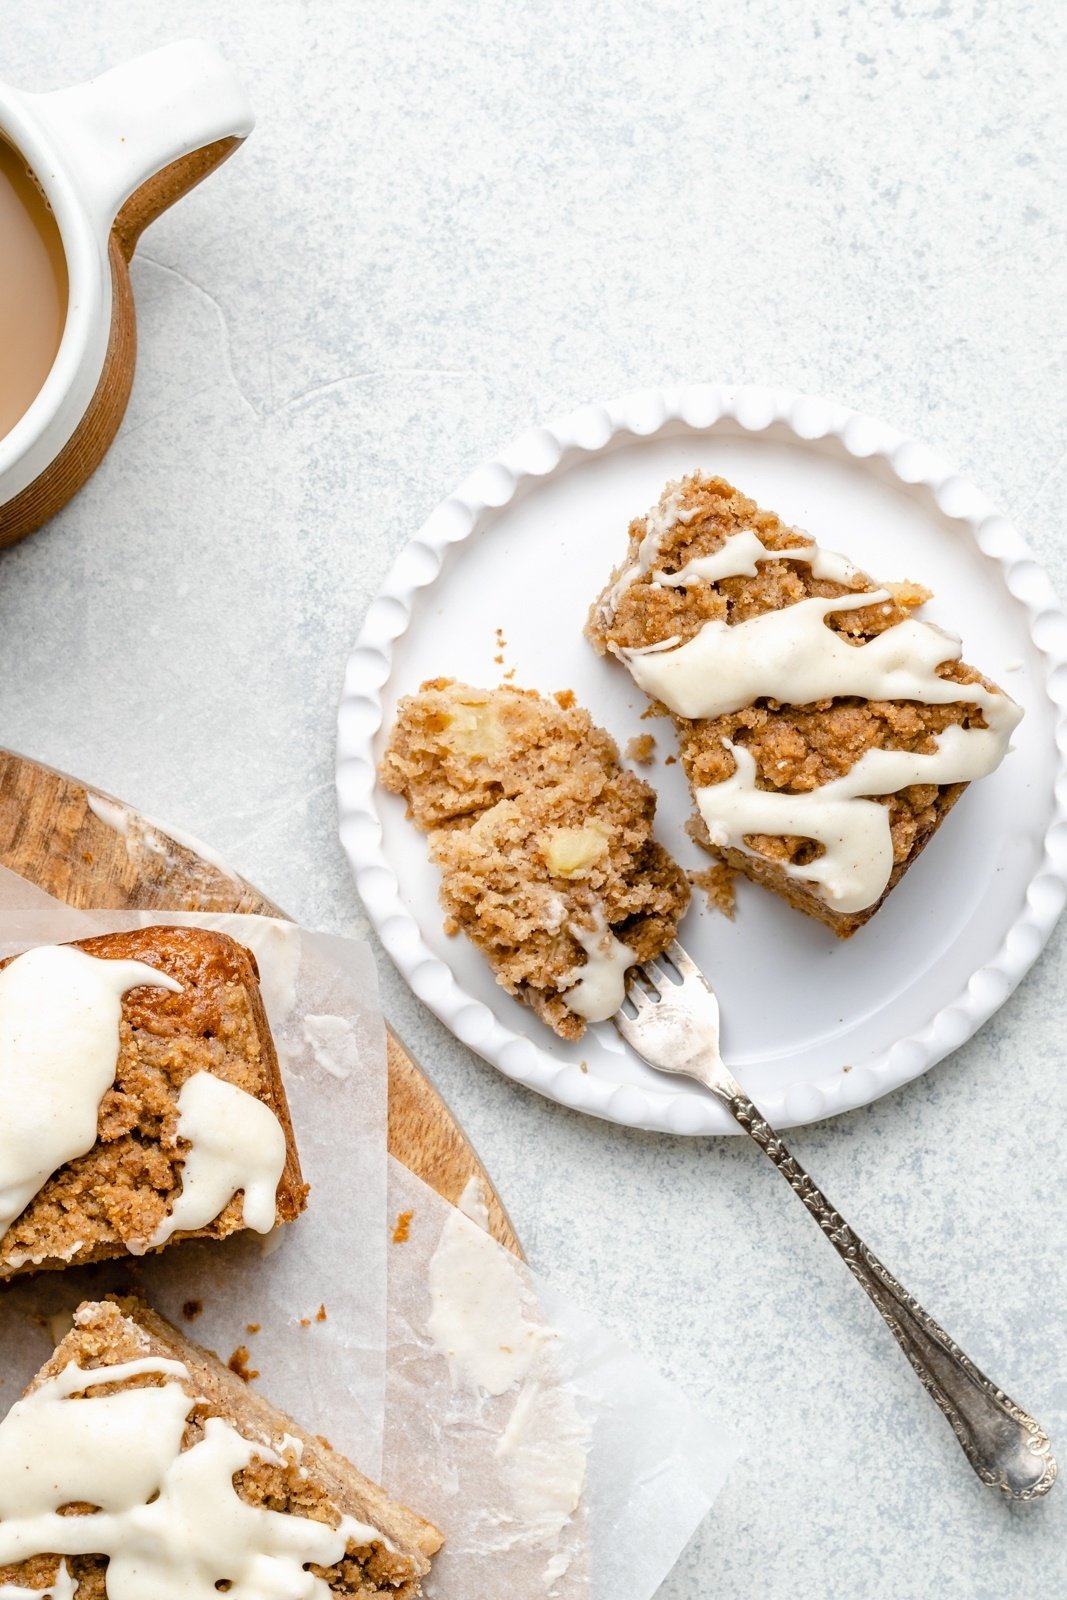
[0,39,253,547]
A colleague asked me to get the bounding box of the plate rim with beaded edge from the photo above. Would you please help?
[336,384,1067,1135]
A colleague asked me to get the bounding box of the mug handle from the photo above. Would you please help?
[30,38,253,261]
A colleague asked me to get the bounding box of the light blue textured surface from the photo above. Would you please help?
[1,4,1064,1595]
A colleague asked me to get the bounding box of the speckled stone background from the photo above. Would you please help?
[2,3,1065,1595]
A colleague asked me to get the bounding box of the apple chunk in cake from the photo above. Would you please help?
[380,680,689,1037]
[587,474,1021,937]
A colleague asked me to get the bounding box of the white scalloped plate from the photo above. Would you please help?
[337,386,1067,1135]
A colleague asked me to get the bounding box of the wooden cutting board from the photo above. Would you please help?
[0,749,521,1256]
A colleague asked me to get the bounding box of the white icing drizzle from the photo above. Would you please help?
[140,1070,287,1252]
[602,484,700,616]
[0,1356,192,1518]
[699,730,1014,913]
[4,1239,87,1272]
[612,525,1022,913]
[0,947,181,1243]
[561,912,635,1022]
[0,1355,385,1598]
[604,563,642,617]
[653,527,861,589]
[603,489,862,621]
[621,587,1008,721]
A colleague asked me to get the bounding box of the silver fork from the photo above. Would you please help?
[615,941,1056,1501]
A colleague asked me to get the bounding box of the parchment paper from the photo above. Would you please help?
[0,874,741,1597]
[384,1158,740,1598]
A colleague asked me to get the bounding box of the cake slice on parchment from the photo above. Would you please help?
[587,474,1021,937]
[0,1296,442,1598]
[381,679,689,1037]
[0,925,307,1279]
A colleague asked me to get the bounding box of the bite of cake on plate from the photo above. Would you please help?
[381,679,689,1036]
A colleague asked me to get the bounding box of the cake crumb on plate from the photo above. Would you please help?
[626,733,656,764]
[689,863,737,919]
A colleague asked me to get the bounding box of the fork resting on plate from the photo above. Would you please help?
[615,941,1056,1501]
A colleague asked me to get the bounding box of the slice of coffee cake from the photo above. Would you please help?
[588,474,1020,936]
[0,1297,441,1598]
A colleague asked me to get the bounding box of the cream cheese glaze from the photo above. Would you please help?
[653,527,862,591]
[620,589,1016,725]
[139,1071,288,1252]
[602,492,860,620]
[699,731,1013,914]
[561,911,635,1021]
[0,947,181,1243]
[610,514,1021,914]
[0,1351,384,1597]
[603,486,701,616]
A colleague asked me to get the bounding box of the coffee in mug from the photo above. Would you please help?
[0,137,68,442]
[0,40,254,548]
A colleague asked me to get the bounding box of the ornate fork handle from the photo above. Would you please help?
[729,1090,1056,1501]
